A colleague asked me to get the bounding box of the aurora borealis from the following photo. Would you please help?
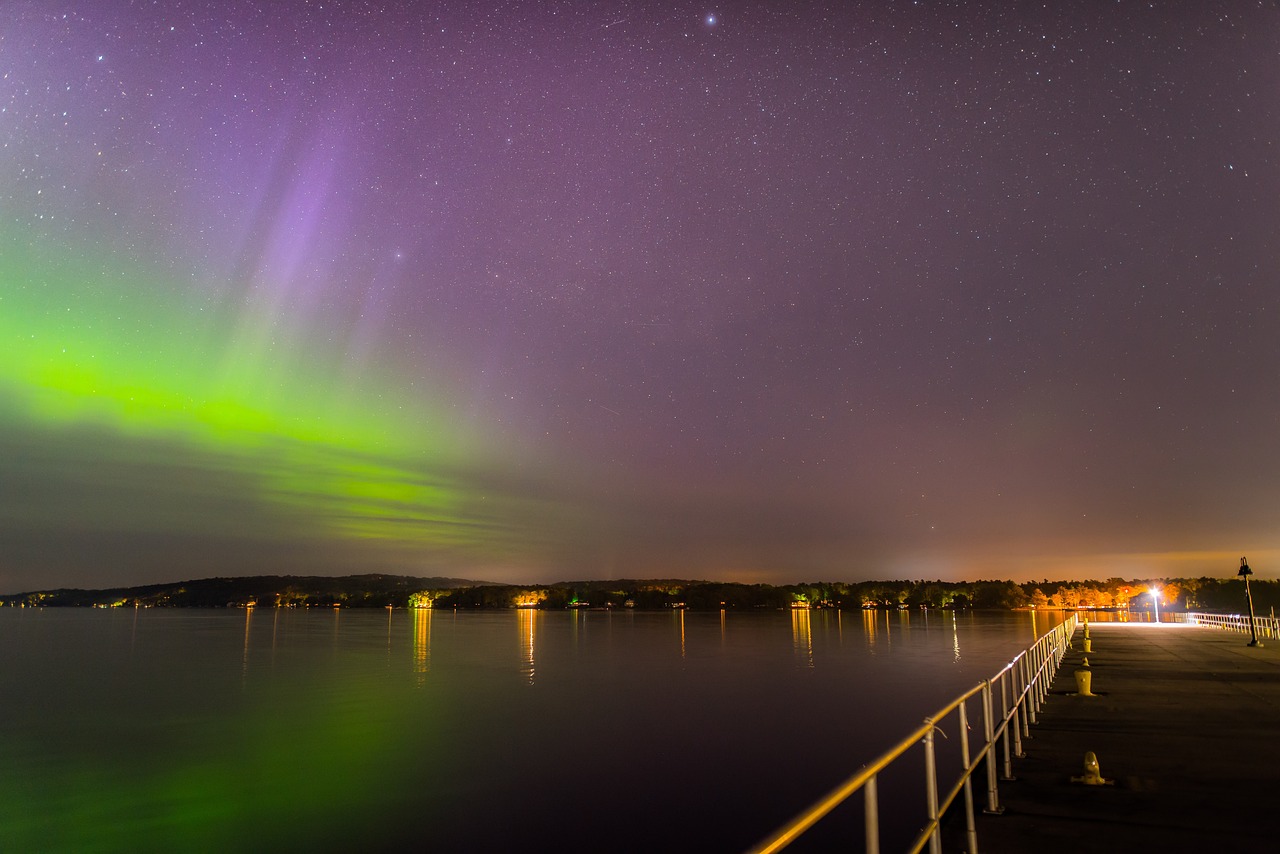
[3,2,1278,592]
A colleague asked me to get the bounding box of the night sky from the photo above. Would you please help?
[3,1,1277,593]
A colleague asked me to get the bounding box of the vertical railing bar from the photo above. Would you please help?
[923,724,940,854]
[1000,673,1015,778]
[1027,650,1037,726]
[1010,666,1024,759]
[864,775,879,854]
[1032,643,1044,718]
[1018,654,1030,726]
[1036,641,1046,711]
[959,701,978,854]
[981,681,1000,813]
[1014,656,1027,739]
[1023,653,1037,726]
[1034,637,1044,706]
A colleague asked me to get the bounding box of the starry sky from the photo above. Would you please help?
[2,1,1278,593]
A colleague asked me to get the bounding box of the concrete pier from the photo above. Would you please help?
[964,621,1280,850]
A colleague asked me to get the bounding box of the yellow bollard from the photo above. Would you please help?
[1083,638,1092,653]
[1073,668,1096,696]
[1083,621,1090,639]
[1071,751,1112,786]
[1081,657,1090,667]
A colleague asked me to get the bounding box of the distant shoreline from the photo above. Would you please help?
[3,573,1272,614]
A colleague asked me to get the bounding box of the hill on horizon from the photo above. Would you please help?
[0,573,497,608]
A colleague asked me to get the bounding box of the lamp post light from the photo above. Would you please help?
[1149,587,1160,624]
[1238,558,1262,648]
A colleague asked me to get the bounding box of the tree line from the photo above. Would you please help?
[4,574,1275,614]
[419,576,1277,613]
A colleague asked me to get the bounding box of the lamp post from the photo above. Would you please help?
[1149,587,1160,624]
[1238,558,1262,647]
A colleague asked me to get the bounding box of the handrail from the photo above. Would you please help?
[747,613,1079,854]
[1187,611,1279,641]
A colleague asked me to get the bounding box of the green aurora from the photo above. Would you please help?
[1,230,543,584]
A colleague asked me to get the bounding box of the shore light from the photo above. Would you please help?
[1149,586,1160,623]
[1238,558,1263,648]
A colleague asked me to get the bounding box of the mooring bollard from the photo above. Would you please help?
[1083,637,1092,653]
[1070,751,1112,786]
[1073,667,1096,696]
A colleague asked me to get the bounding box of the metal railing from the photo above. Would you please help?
[1188,611,1280,641]
[747,614,1078,854]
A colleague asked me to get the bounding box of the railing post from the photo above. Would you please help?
[1021,654,1037,726]
[1024,648,1037,720]
[1012,657,1027,742]
[924,724,940,854]
[864,774,879,854]
[999,672,1015,777]
[1033,642,1046,714]
[1038,639,1046,705]
[958,701,979,854]
[981,681,1002,813]
[1010,673,1024,761]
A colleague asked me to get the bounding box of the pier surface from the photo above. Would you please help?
[965,621,1280,851]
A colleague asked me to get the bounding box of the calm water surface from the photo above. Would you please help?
[0,607,1065,852]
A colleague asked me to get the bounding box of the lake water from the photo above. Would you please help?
[0,607,1066,853]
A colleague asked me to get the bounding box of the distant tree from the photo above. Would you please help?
[969,581,1025,609]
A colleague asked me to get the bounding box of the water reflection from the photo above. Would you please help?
[677,608,686,658]
[413,607,432,685]
[0,608,1075,854]
[518,607,537,683]
[791,609,813,669]
[385,606,393,670]
[862,608,879,647]
[242,606,253,685]
[952,614,961,663]
[272,607,280,670]
[863,608,901,649]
